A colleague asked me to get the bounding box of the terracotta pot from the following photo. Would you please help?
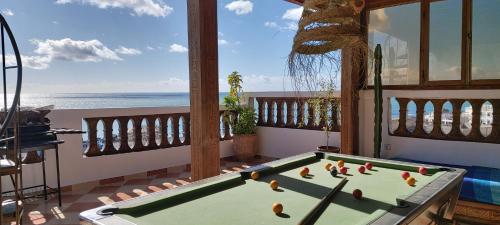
[317,145,340,153]
[233,134,258,160]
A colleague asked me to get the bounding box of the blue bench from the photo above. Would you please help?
[392,158,500,206]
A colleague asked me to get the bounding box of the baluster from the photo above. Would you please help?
[158,115,170,148]
[449,99,463,137]
[276,99,284,127]
[469,100,483,140]
[286,99,294,128]
[414,99,426,137]
[132,116,144,151]
[488,100,500,143]
[306,98,314,129]
[266,99,273,127]
[171,114,181,146]
[431,99,445,137]
[224,111,232,139]
[102,117,115,154]
[396,98,409,136]
[84,118,101,157]
[146,115,156,149]
[318,99,327,130]
[296,99,304,128]
[184,113,191,145]
[257,98,265,126]
[118,117,131,153]
[331,99,340,132]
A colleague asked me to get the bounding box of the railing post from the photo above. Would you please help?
[431,99,445,137]
[118,117,131,153]
[276,99,284,127]
[396,98,409,136]
[414,99,426,136]
[102,117,115,154]
[450,99,464,137]
[132,116,144,151]
[85,118,102,157]
[257,98,265,126]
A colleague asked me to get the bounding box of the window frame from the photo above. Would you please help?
[366,0,500,90]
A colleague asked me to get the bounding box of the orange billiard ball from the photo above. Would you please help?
[325,163,333,171]
[250,171,259,180]
[300,169,308,177]
[272,203,283,214]
[406,177,416,186]
[337,160,345,168]
[270,180,279,190]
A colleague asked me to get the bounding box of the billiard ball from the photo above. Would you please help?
[325,163,333,171]
[303,167,310,174]
[337,160,345,168]
[419,167,428,175]
[406,177,416,186]
[358,166,366,174]
[401,171,410,180]
[353,189,362,200]
[250,171,259,180]
[330,167,338,177]
[272,203,283,214]
[339,167,348,175]
[365,162,373,170]
[270,180,279,190]
[300,169,308,177]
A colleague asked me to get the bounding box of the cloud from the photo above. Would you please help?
[115,46,142,55]
[1,9,14,16]
[2,54,51,70]
[369,9,390,32]
[54,0,173,17]
[225,0,253,15]
[282,7,303,21]
[168,44,188,53]
[146,46,155,50]
[264,21,278,28]
[218,39,229,46]
[31,38,122,62]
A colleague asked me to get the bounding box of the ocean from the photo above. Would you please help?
[20,92,228,109]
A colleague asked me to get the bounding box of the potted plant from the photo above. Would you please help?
[224,71,258,160]
[308,78,340,153]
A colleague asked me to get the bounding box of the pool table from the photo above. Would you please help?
[80,152,465,225]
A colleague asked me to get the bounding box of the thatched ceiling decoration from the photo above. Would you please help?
[288,0,367,91]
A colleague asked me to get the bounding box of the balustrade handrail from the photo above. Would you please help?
[390,97,500,144]
[252,96,341,132]
[82,110,234,157]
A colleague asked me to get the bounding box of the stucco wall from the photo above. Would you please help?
[2,106,234,190]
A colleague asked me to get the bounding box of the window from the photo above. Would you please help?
[368,3,420,85]
[471,0,500,80]
[428,0,462,81]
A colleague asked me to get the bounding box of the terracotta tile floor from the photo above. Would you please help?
[16,156,274,225]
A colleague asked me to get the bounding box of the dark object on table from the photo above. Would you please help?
[316,145,340,153]
[330,166,338,177]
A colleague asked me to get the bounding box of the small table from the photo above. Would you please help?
[3,127,83,207]
[80,152,465,225]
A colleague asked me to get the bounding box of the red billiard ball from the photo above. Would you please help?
[365,162,373,170]
[358,166,366,174]
[419,167,428,175]
[340,167,348,175]
[303,167,310,174]
[401,171,410,180]
[353,189,362,200]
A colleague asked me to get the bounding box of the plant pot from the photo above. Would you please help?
[317,145,340,153]
[233,134,258,161]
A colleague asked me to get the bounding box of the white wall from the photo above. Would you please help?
[257,127,339,158]
[359,89,500,169]
[2,106,234,190]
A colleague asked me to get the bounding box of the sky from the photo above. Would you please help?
[0,0,304,93]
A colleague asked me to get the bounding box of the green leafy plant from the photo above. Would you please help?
[224,71,257,135]
[305,77,339,150]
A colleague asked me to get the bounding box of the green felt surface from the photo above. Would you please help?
[115,158,444,225]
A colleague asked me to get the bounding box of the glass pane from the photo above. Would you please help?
[429,0,462,81]
[368,3,420,85]
[471,0,500,80]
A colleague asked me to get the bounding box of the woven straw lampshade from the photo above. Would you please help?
[288,0,367,90]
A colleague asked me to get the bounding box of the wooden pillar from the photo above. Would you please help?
[341,48,360,155]
[187,0,220,180]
